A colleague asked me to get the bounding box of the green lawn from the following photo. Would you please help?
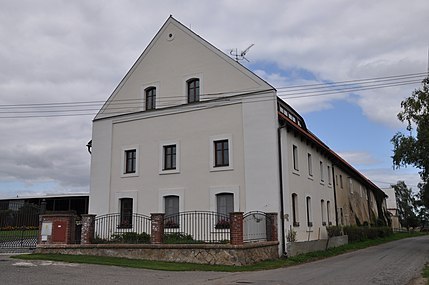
[13,232,427,272]
[0,230,38,242]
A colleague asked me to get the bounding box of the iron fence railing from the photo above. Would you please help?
[164,211,230,243]
[92,211,272,244]
[243,211,268,242]
[94,213,151,243]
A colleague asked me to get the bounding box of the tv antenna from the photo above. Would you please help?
[230,44,254,62]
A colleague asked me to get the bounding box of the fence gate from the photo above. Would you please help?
[0,204,40,252]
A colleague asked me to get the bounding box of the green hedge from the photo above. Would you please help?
[343,226,393,242]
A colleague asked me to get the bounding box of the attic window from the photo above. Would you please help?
[145,87,156,110]
[187,78,200,103]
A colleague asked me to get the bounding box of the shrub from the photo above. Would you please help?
[327,226,343,238]
[110,232,150,244]
[343,226,393,242]
[286,229,297,242]
[164,232,198,244]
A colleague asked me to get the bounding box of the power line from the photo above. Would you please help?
[0,72,426,119]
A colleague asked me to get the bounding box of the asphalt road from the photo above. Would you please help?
[0,235,428,285]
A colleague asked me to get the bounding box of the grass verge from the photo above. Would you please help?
[422,263,429,285]
[12,232,426,272]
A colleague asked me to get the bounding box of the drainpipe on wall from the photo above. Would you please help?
[332,165,339,226]
[277,124,287,257]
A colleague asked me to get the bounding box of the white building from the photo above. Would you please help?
[89,16,387,254]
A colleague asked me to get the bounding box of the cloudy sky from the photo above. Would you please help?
[0,0,428,198]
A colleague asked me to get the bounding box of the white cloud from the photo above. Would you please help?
[336,151,379,167]
[0,0,427,197]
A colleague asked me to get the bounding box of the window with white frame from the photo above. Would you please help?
[327,165,332,185]
[306,196,312,227]
[349,178,353,193]
[159,141,180,174]
[327,200,331,225]
[307,153,313,177]
[214,139,229,167]
[163,145,176,170]
[124,149,137,174]
[119,198,133,228]
[292,193,299,227]
[210,135,233,171]
[164,195,179,228]
[321,199,326,226]
[216,193,233,229]
[293,145,299,171]
[145,87,156,110]
[187,78,200,103]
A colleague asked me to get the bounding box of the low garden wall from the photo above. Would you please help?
[286,235,348,257]
[35,241,279,266]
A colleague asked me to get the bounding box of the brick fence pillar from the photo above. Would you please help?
[80,214,96,244]
[151,213,165,244]
[230,212,244,245]
[266,212,278,241]
[38,214,76,245]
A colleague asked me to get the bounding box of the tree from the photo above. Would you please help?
[391,77,429,208]
[392,181,419,229]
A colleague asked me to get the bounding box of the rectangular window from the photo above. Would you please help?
[327,201,331,225]
[320,161,324,182]
[327,166,332,185]
[307,153,313,176]
[292,193,299,227]
[163,145,176,170]
[306,196,312,227]
[187,78,200,103]
[145,87,156,110]
[293,145,299,171]
[124,149,136,174]
[164,195,179,228]
[340,175,343,188]
[349,178,353,193]
[119,198,133,228]
[321,199,326,226]
[214,139,229,167]
[216,193,233,229]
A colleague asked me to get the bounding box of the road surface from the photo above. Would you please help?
[0,235,427,285]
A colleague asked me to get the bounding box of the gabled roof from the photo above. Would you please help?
[95,16,275,120]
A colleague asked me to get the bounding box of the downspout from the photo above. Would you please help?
[332,165,339,226]
[277,124,287,256]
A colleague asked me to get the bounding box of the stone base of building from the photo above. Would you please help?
[35,241,279,266]
[286,235,348,257]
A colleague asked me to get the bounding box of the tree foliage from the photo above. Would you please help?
[391,77,429,208]
[392,181,419,229]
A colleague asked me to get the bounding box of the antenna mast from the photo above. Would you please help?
[230,44,254,62]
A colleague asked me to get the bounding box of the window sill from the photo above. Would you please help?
[320,181,325,186]
[292,170,300,176]
[159,169,180,175]
[307,175,314,181]
[210,166,234,172]
[121,173,139,178]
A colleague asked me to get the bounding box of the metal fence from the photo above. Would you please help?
[164,211,230,243]
[93,211,272,244]
[0,204,40,251]
[94,213,151,243]
[243,211,268,242]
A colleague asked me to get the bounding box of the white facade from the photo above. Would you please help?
[89,16,387,255]
[90,17,280,235]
